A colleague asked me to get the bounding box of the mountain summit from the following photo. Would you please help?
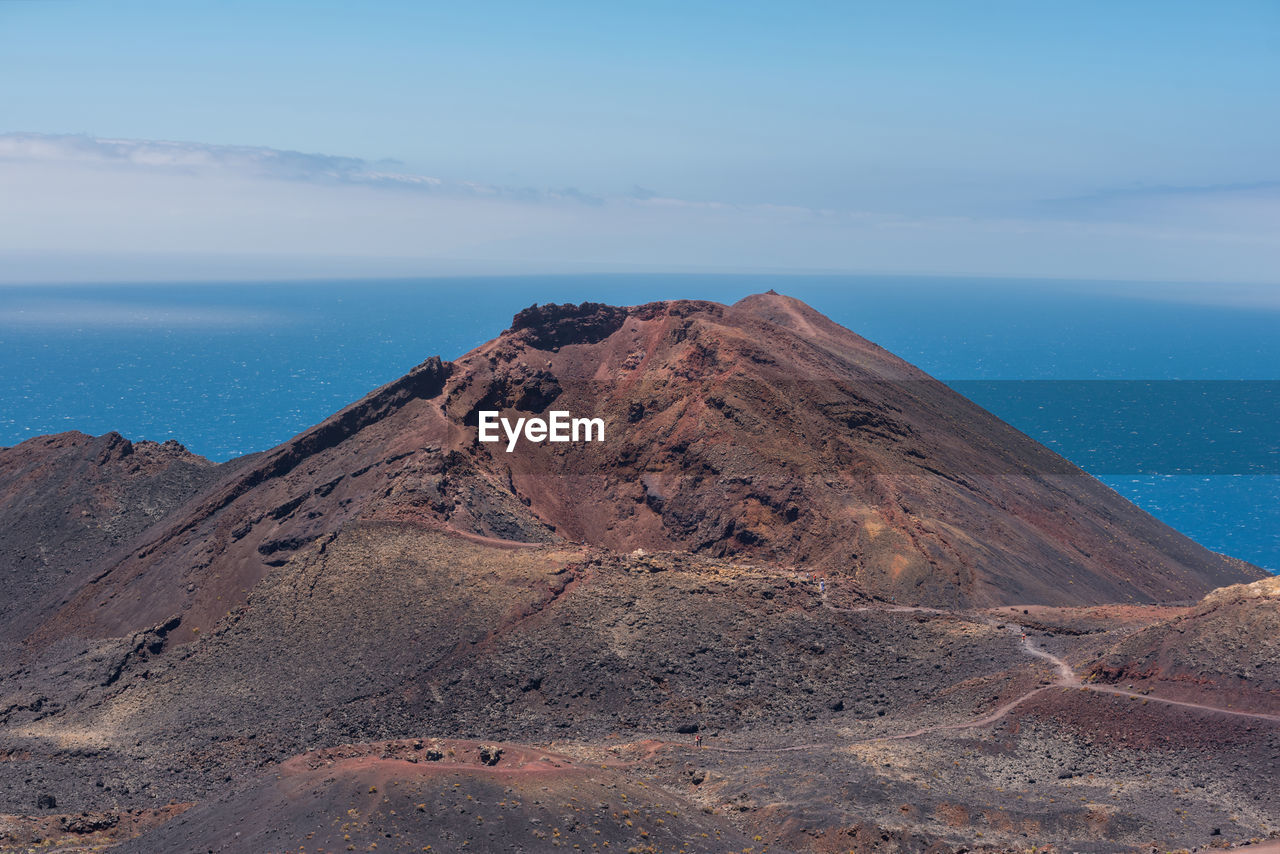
[441,291,1257,606]
[17,293,1259,649]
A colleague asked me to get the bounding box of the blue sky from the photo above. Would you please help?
[1,0,1278,282]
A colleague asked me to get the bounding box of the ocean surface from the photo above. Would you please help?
[1,275,1277,573]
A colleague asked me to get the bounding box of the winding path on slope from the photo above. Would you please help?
[830,597,1280,731]
[999,620,1280,726]
[692,598,1280,756]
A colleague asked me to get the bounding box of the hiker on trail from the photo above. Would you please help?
[694,734,702,749]
[819,579,825,594]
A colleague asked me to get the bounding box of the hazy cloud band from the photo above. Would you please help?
[2,133,1278,284]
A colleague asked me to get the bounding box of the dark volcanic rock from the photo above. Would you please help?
[60,812,120,833]
[507,301,629,349]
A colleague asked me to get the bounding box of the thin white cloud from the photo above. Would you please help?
[1050,179,1280,205]
[1038,179,1280,231]
[1,132,1278,285]
[0,132,375,182]
[0,133,603,202]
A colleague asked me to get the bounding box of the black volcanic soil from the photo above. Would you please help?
[2,529,1277,852]
[0,529,1025,807]
[0,294,1275,853]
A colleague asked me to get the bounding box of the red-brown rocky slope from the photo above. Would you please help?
[1087,574,1280,712]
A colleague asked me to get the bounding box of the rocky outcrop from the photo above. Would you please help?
[506,301,628,349]
[0,431,219,644]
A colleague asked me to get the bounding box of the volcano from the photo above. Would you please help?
[18,292,1258,650]
[0,292,1273,854]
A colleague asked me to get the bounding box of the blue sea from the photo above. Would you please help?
[1,275,1277,573]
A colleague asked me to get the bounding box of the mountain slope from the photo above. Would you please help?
[22,356,555,647]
